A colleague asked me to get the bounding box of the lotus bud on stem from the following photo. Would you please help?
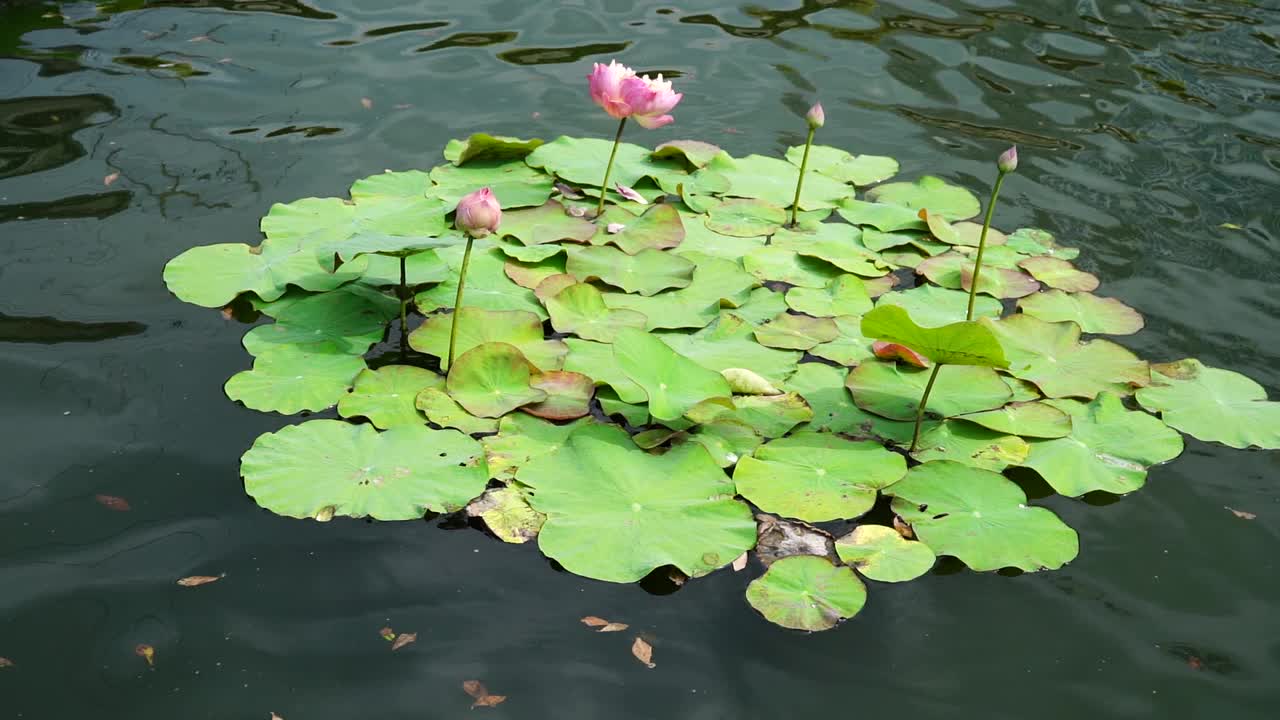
[448,187,502,369]
[789,102,823,228]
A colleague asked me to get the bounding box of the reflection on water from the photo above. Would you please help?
[0,94,117,179]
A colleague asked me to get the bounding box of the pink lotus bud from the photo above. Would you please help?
[588,59,682,129]
[998,146,1018,173]
[806,102,825,129]
[454,187,501,238]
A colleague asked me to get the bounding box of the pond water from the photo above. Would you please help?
[3,0,1279,717]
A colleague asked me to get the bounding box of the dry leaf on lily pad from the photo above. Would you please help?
[463,680,507,708]
[96,494,131,511]
[177,574,225,587]
[754,514,836,567]
[631,637,656,668]
[135,644,156,667]
[391,632,417,651]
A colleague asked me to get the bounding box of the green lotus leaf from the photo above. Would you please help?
[745,555,867,631]
[867,417,1031,471]
[650,140,722,169]
[1017,290,1145,335]
[465,486,545,544]
[499,200,597,246]
[613,328,732,422]
[743,247,843,289]
[860,304,1008,367]
[603,255,757,330]
[809,315,876,366]
[546,283,648,342]
[888,461,1079,572]
[251,283,399,319]
[446,342,548,418]
[360,251,449,286]
[836,198,928,233]
[322,227,459,264]
[955,401,1072,439]
[429,160,554,209]
[783,363,871,434]
[493,236,565,262]
[258,197,355,243]
[526,135,687,189]
[955,243,1023,269]
[337,366,442,429]
[1018,257,1099,292]
[1004,228,1079,259]
[916,253,1041,299]
[563,338,646,404]
[687,393,813,438]
[225,347,366,415]
[533,273,578,302]
[414,387,500,434]
[415,248,547,319]
[861,275,898,299]
[596,386,649,425]
[1004,376,1045,403]
[878,247,930,270]
[730,287,790,326]
[523,371,595,420]
[592,203,686,254]
[162,239,367,308]
[835,525,936,583]
[786,145,899,186]
[921,209,960,245]
[785,276,873,318]
[734,431,907,522]
[503,255,566,289]
[1136,359,1280,450]
[860,228,940,254]
[845,360,1012,421]
[444,133,544,166]
[681,419,764,467]
[701,152,852,210]
[242,287,393,356]
[482,414,597,482]
[241,420,487,520]
[409,307,566,371]
[875,285,1002,328]
[984,315,1150,398]
[754,312,839,350]
[770,223,888,277]
[349,170,432,202]
[864,176,981,221]
[517,423,756,583]
[705,198,787,237]
[658,313,801,386]
[673,218,767,260]
[949,221,1008,248]
[566,245,694,296]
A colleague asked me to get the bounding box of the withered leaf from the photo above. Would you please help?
[270,714,284,720]
[0,657,13,668]
[1225,506,1257,520]
[893,515,915,539]
[390,632,417,651]
[95,494,131,511]
[580,616,609,627]
[732,552,749,572]
[463,680,507,708]
[631,637,655,669]
[379,627,395,641]
[177,574,224,587]
[104,172,120,186]
[599,623,629,633]
[134,643,155,667]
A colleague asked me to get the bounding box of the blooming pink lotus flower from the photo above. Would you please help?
[588,60,683,129]
[454,187,501,238]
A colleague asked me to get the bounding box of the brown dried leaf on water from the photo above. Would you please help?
[1225,506,1257,520]
[390,632,417,651]
[95,494,131,511]
[177,573,224,587]
[360,97,373,110]
[0,657,13,668]
[893,515,915,539]
[134,643,156,667]
[631,637,656,669]
[103,172,120,186]
[754,514,836,568]
[269,714,284,720]
[580,616,609,628]
[731,552,749,572]
[379,626,396,641]
[599,623,629,633]
[462,680,507,708]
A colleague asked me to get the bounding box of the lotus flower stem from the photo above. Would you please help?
[596,117,628,218]
[399,255,409,338]
[966,148,1016,321]
[446,236,475,370]
[910,363,944,452]
[789,126,816,228]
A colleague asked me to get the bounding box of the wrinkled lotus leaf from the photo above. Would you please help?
[682,419,763,467]
[1004,228,1079,259]
[950,221,1008,248]
[985,315,1150,399]
[614,328,732,422]
[494,236,564,263]
[835,525,936,583]
[360,251,449,286]
[163,240,366,308]
[526,136,686,189]
[566,245,693,296]
[888,461,1079,572]
[504,255,566,290]
[409,307,566,371]
[658,314,801,386]
[701,152,852,210]
[466,486,545,544]
[563,338,646,404]
[1004,376,1045,403]
[875,285,1001,328]
[745,555,866,631]
[860,304,1008,367]
[705,198,787,237]
[1020,393,1184,497]
[810,315,876,366]
[241,420,487,520]
[730,288,790,326]
[430,160,554,209]
[518,423,756,583]
[482,414,596,482]
[594,203,686,254]
[770,223,888,277]
[734,431,907,522]
[446,342,548,418]
[444,133,544,166]
[349,170,432,202]
[837,199,928,233]
[1017,290,1145,336]
[415,248,547,319]
[785,276,873,318]
[846,360,1012,421]
[499,200,597,246]
[955,401,1072,439]
[337,366,442,429]
[225,348,366,415]
[744,247,843,289]
[523,371,595,420]
[653,140,723,169]
[1136,359,1280,450]
[604,256,757,330]
[754,313,839,350]
[869,417,1031,472]
[786,145,898,186]
[783,363,869,434]
[722,368,782,395]
[687,393,813,439]
[546,283,648,342]
[414,387,500,434]
[865,176,981,221]
[673,218,767,260]
[1018,257,1099,292]
[242,288,392,357]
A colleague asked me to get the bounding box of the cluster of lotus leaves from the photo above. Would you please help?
[163,132,1280,632]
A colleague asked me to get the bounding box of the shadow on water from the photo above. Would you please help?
[0,313,146,343]
[0,94,118,179]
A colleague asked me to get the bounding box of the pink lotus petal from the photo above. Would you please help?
[614,184,648,204]
[606,223,626,234]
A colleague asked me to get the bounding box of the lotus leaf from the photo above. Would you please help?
[783,363,872,434]
[566,245,694,296]
[701,152,852,210]
[744,247,843,289]
[533,273,579,302]
[613,328,732,422]
[860,228,940,254]
[337,366,442,429]
[349,170,432,202]
[785,276,873,318]
[810,315,876,366]
[846,360,1012,421]
[482,414,596,482]
[705,198,787,237]
[466,486,545,544]
[835,525,936,582]
[653,140,723,168]
[917,253,1041,299]
[525,136,686,189]
[837,199,928,233]
[870,418,1031,471]
[563,338,646,403]
[865,176,981,221]
[360,251,449,286]
[786,145,898,186]
[1018,257,1099,292]
[523,371,595,420]
[860,304,1008,367]
[162,240,367,308]
[321,230,459,265]
[493,236,566,263]
[415,248,547,319]
[745,555,866,631]
[730,288,790,326]
[504,255,566,290]
[546,283,648,342]
[429,159,554,209]
[949,221,1008,248]
[444,133,544,165]
[1136,359,1280,450]
[984,315,1150,399]
[955,401,1072,439]
[596,386,649,426]
[603,256,756,330]
[499,200,597,246]
[770,224,887,277]
[242,288,392,356]
[414,387,500,434]
[225,348,366,415]
[593,203,686,254]
[446,342,548,418]
[658,314,801,386]
[673,219,767,260]
[1004,228,1079,259]
[682,419,763,467]
[687,393,813,438]
[1017,290,1144,335]
[409,307,566,371]
[875,285,1001,328]
[754,313,839,351]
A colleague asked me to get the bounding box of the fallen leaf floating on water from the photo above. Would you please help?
[390,632,417,651]
[631,637,656,669]
[1225,506,1256,520]
[462,680,507,708]
[580,616,609,627]
[581,616,628,631]
[134,644,155,668]
[0,657,13,669]
[893,516,915,539]
[599,623,629,632]
[270,714,284,720]
[732,552,749,572]
[103,172,120,186]
[379,626,396,641]
[1187,656,1204,671]
[177,574,225,587]
[360,97,373,110]
[95,494,131,511]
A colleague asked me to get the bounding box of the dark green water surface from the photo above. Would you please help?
[3,1,1279,717]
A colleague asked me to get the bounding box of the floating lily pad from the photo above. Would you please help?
[163,239,366,308]
[955,401,1072,439]
[744,247,843,289]
[566,245,694,296]
[917,253,1041,299]
[414,387,500,434]
[770,224,887,277]
[705,199,787,237]
[322,230,458,265]
[1017,290,1144,335]
[682,419,763,467]
[563,338,646,403]
[604,256,757,330]
[785,276,873,318]
[446,342,548,418]
[859,228,936,254]
[431,159,555,209]
[533,273,579,302]
[745,555,866,631]
[337,366,442,429]
[673,219,767,260]
[360,251,449,286]
[1019,393,1184,497]
[1018,257,1099,292]
[409,307,566,371]
[950,221,1008,248]
[653,140,723,169]
[444,133,543,166]
[526,136,686,189]
[687,393,814,438]
[466,486,545,544]
[518,423,756,583]
[783,363,869,434]
[810,315,876,366]
[613,328,732,422]
[734,431,907,522]
[225,348,366,415]
[1136,359,1280,450]
[658,314,802,386]
[494,238,563,267]
[415,248,547,320]
[594,203,686,254]
[754,313,839,350]
[349,170,432,202]
[985,315,1150,399]
[888,461,1079,572]
[837,199,928,233]
[846,360,1012,421]
[834,525,936,582]
[596,386,649,426]
[523,371,595,420]
[701,152,852,210]
[546,283,648,342]
[786,145,899,186]
[730,287,790,326]
[1004,228,1079,259]
[500,200,597,245]
[482,414,596,482]
[868,417,1031,471]
[861,304,1007,367]
[865,176,981,221]
[875,285,1001,328]
[242,288,392,356]
[241,420,487,520]
[504,255,567,290]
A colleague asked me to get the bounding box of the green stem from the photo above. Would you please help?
[596,117,628,218]
[789,126,816,228]
[965,171,1008,321]
[398,255,408,331]
[446,236,475,371]
[910,363,944,453]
